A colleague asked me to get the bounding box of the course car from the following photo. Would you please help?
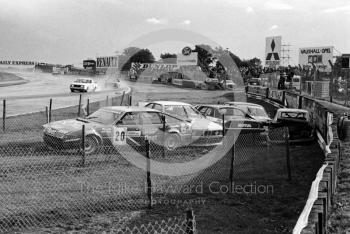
[225,102,272,124]
[145,101,223,146]
[43,106,193,154]
[70,78,98,92]
[196,105,264,134]
[271,108,314,141]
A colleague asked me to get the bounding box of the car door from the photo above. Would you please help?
[117,112,143,144]
[140,111,163,144]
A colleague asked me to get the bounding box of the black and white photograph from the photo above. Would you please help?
[0,0,350,233]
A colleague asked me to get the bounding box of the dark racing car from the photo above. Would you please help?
[270,108,315,142]
[43,106,193,154]
[195,105,265,134]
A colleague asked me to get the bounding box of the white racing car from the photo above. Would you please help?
[70,78,98,92]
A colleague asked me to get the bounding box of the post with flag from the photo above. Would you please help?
[265,36,282,69]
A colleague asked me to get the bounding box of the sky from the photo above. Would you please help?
[0,0,349,66]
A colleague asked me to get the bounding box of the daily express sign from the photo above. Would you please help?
[0,61,38,65]
[299,46,334,71]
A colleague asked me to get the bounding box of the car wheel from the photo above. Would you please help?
[164,133,181,151]
[83,135,100,155]
[70,89,74,92]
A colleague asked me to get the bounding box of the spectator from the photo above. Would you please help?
[278,72,286,89]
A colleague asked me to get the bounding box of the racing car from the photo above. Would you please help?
[270,108,314,141]
[70,78,98,92]
[145,101,223,146]
[43,106,193,154]
[196,104,265,134]
[225,102,272,124]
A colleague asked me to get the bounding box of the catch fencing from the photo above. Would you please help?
[0,114,295,233]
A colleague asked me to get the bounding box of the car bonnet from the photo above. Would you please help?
[43,119,101,133]
[190,118,222,131]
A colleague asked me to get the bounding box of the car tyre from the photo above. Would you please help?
[164,133,181,151]
[83,135,100,155]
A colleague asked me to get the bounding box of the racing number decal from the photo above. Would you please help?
[115,131,126,141]
[112,127,127,145]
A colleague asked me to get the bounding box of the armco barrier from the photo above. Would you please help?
[246,84,340,234]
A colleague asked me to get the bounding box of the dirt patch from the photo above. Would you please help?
[0,72,28,87]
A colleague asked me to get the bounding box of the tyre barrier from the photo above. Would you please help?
[337,113,350,142]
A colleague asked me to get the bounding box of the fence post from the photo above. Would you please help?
[266,87,269,99]
[78,94,82,117]
[87,98,90,116]
[229,133,235,193]
[81,125,85,166]
[298,95,303,109]
[129,95,132,106]
[162,115,166,158]
[120,91,125,106]
[266,128,270,157]
[282,91,286,107]
[186,209,195,234]
[45,106,49,123]
[2,99,6,132]
[346,70,349,107]
[49,98,52,122]
[284,128,292,181]
[222,114,225,136]
[329,60,333,103]
[145,138,152,209]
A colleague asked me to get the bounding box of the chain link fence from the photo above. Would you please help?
[0,97,300,233]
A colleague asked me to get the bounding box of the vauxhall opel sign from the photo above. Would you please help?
[298,46,334,71]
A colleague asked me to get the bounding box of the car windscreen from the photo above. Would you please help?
[164,105,187,119]
[75,79,91,83]
[280,112,308,120]
[183,106,203,119]
[219,108,245,118]
[247,107,268,117]
[85,109,123,124]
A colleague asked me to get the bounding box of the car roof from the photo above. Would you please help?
[197,104,244,110]
[277,108,308,113]
[147,101,192,106]
[225,102,263,107]
[76,77,93,80]
[101,106,160,113]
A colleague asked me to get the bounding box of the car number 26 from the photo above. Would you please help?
[112,127,127,145]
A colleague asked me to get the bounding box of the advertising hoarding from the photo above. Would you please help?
[96,56,118,68]
[265,36,281,68]
[298,46,334,71]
